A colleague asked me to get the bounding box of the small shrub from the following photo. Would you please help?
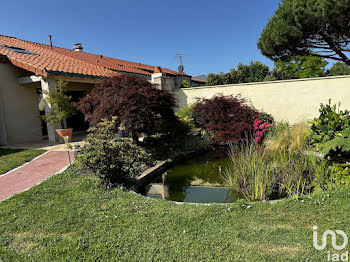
[318,127,350,158]
[74,118,151,187]
[193,95,255,144]
[41,80,77,126]
[175,105,196,129]
[181,80,191,88]
[308,99,350,145]
[308,100,350,159]
[313,162,350,192]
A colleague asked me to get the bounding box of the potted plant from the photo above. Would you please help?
[41,80,78,142]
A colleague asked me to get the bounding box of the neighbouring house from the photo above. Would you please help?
[0,35,205,145]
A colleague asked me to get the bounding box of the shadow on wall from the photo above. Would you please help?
[173,89,189,109]
[0,96,7,146]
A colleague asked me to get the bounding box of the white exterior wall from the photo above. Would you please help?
[173,76,350,124]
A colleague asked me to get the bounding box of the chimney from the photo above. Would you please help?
[73,43,83,52]
[154,66,162,73]
[48,35,53,49]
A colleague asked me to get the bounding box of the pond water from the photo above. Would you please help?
[146,150,241,203]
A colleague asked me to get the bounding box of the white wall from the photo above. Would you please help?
[173,75,350,123]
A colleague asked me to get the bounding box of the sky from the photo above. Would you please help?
[0,0,281,76]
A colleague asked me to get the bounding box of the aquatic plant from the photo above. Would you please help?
[223,140,332,201]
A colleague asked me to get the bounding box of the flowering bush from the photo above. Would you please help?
[253,112,274,144]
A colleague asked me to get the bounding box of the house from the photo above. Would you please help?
[0,35,205,145]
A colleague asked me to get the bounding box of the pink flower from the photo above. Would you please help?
[259,123,267,129]
[263,129,267,132]
[255,137,260,144]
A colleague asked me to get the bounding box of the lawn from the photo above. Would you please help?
[0,148,46,175]
[0,168,349,261]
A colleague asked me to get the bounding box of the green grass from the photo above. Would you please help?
[0,148,46,175]
[1,168,350,261]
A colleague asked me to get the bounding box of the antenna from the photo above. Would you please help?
[176,53,189,73]
[176,53,184,65]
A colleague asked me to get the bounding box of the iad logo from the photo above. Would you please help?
[313,225,349,261]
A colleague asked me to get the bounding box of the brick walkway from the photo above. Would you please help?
[0,151,74,201]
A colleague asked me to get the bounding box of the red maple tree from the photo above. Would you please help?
[78,75,177,143]
[193,95,255,144]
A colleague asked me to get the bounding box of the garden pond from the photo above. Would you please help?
[145,150,242,203]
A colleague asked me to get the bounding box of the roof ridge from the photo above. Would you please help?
[3,35,187,75]
[2,36,165,72]
[0,35,193,79]
[0,35,148,68]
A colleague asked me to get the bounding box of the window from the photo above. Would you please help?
[0,45,38,55]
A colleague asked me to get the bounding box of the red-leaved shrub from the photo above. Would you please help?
[193,95,255,144]
[77,75,177,143]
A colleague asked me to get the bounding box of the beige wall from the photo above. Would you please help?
[0,64,43,145]
[173,75,350,123]
[0,64,96,145]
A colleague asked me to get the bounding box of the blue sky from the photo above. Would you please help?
[1,0,281,76]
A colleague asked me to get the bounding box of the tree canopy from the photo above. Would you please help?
[274,56,328,79]
[327,62,350,76]
[206,61,269,86]
[77,75,177,143]
[258,0,350,65]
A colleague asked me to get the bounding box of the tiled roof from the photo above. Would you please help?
[0,35,188,79]
[191,77,206,83]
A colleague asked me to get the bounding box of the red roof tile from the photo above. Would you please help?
[0,35,189,79]
[191,77,206,83]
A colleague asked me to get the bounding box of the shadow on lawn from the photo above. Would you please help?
[0,148,25,157]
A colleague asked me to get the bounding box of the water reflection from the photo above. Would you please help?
[146,150,241,203]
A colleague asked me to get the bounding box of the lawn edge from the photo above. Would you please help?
[0,162,70,203]
[0,150,49,178]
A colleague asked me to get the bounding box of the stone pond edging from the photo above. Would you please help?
[134,150,208,191]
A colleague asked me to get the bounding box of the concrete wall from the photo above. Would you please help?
[173,75,350,123]
[0,64,43,145]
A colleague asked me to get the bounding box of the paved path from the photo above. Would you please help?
[0,151,74,201]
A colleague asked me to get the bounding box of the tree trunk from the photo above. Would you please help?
[132,132,139,144]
